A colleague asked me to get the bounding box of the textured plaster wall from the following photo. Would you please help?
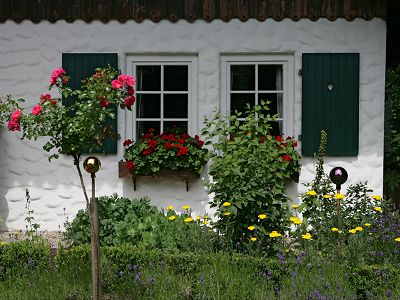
[0,18,386,230]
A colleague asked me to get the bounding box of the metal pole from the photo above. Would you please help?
[90,173,101,300]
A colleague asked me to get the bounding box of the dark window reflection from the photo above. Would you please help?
[137,66,161,91]
[231,65,255,90]
[164,66,188,91]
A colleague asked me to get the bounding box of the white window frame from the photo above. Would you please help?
[125,54,198,139]
[220,54,294,137]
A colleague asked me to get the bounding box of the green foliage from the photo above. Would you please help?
[0,66,134,160]
[123,127,209,175]
[0,239,51,281]
[202,102,301,252]
[66,194,222,252]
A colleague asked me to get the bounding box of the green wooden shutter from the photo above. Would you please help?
[62,53,118,154]
[302,53,360,156]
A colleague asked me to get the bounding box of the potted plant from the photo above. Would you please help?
[120,127,209,190]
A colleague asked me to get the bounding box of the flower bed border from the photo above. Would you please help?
[118,161,199,191]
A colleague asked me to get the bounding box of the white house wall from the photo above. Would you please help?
[0,18,386,230]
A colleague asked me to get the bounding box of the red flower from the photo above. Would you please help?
[40,94,52,102]
[124,96,136,108]
[32,105,42,116]
[111,79,123,90]
[165,142,173,150]
[127,86,135,96]
[123,139,133,147]
[173,143,181,149]
[63,77,69,84]
[148,128,155,133]
[11,109,22,121]
[177,147,189,157]
[181,133,190,139]
[50,68,66,85]
[282,155,291,161]
[276,136,283,142]
[118,74,135,87]
[293,141,298,148]
[100,98,109,108]
[7,120,21,131]
[167,134,176,141]
[147,139,158,148]
[126,160,135,171]
[142,148,153,155]
[196,140,204,147]
[177,138,185,144]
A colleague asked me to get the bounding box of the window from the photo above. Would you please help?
[126,55,198,139]
[221,55,294,136]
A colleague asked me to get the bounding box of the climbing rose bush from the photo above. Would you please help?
[0,66,135,159]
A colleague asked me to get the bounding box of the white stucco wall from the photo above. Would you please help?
[0,18,386,230]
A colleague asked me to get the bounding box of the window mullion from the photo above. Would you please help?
[160,64,164,133]
[255,64,258,106]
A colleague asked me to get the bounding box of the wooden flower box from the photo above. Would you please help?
[118,161,200,191]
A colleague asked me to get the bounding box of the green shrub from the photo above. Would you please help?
[0,239,51,280]
[202,102,301,252]
[66,194,223,253]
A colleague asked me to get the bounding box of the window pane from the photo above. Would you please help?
[258,93,281,116]
[163,121,188,133]
[136,94,161,118]
[258,65,283,90]
[164,66,188,91]
[164,94,188,118]
[268,121,282,136]
[136,121,160,138]
[231,93,255,115]
[231,65,255,90]
[137,66,161,91]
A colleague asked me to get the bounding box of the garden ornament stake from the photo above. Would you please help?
[329,167,348,218]
[83,156,102,300]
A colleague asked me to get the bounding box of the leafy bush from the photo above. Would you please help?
[0,239,51,280]
[66,194,222,252]
[202,102,301,252]
[123,127,209,175]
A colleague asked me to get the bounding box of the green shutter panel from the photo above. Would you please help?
[62,53,118,154]
[302,53,360,156]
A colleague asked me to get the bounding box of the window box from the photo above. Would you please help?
[118,161,200,191]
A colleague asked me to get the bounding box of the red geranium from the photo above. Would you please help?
[282,155,291,161]
[165,142,173,150]
[181,133,190,139]
[276,136,283,142]
[123,139,133,147]
[126,160,135,171]
[177,138,185,144]
[177,147,189,157]
[142,148,153,155]
[147,139,158,148]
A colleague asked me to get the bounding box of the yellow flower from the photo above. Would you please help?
[182,205,190,210]
[323,194,332,199]
[371,195,382,200]
[184,217,193,223]
[355,226,363,232]
[196,216,201,221]
[331,227,339,232]
[374,207,382,213]
[292,204,299,209]
[349,229,357,234]
[290,216,302,224]
[203,220,209,225]
[301,233,312,240]
[168,216,176,221]
[364,223,371,227]
[250,237,257,242]
[258,214,267,220]
[306,190,317,196]
[335,193,345,199]
[166,205,174,211]
[395,237,400,242]
[222,202,231,207]
[223,212,231,216]
[247,225,255,231]
[269,231,282,238]
[202,216,209,220]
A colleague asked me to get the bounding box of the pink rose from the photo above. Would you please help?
[11,109,22,121]
[7,120,21,131]
[127,86,135,96]
[118,75,135,87]
[50,68,66,85]
[124,96,136,108]
[32,105,42,116]
[111,79,123,90]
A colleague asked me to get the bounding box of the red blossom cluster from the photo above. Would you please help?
[258,134,298,162]
[50,68,68,86]
[111,74,136,109]
[7,109,22,131]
